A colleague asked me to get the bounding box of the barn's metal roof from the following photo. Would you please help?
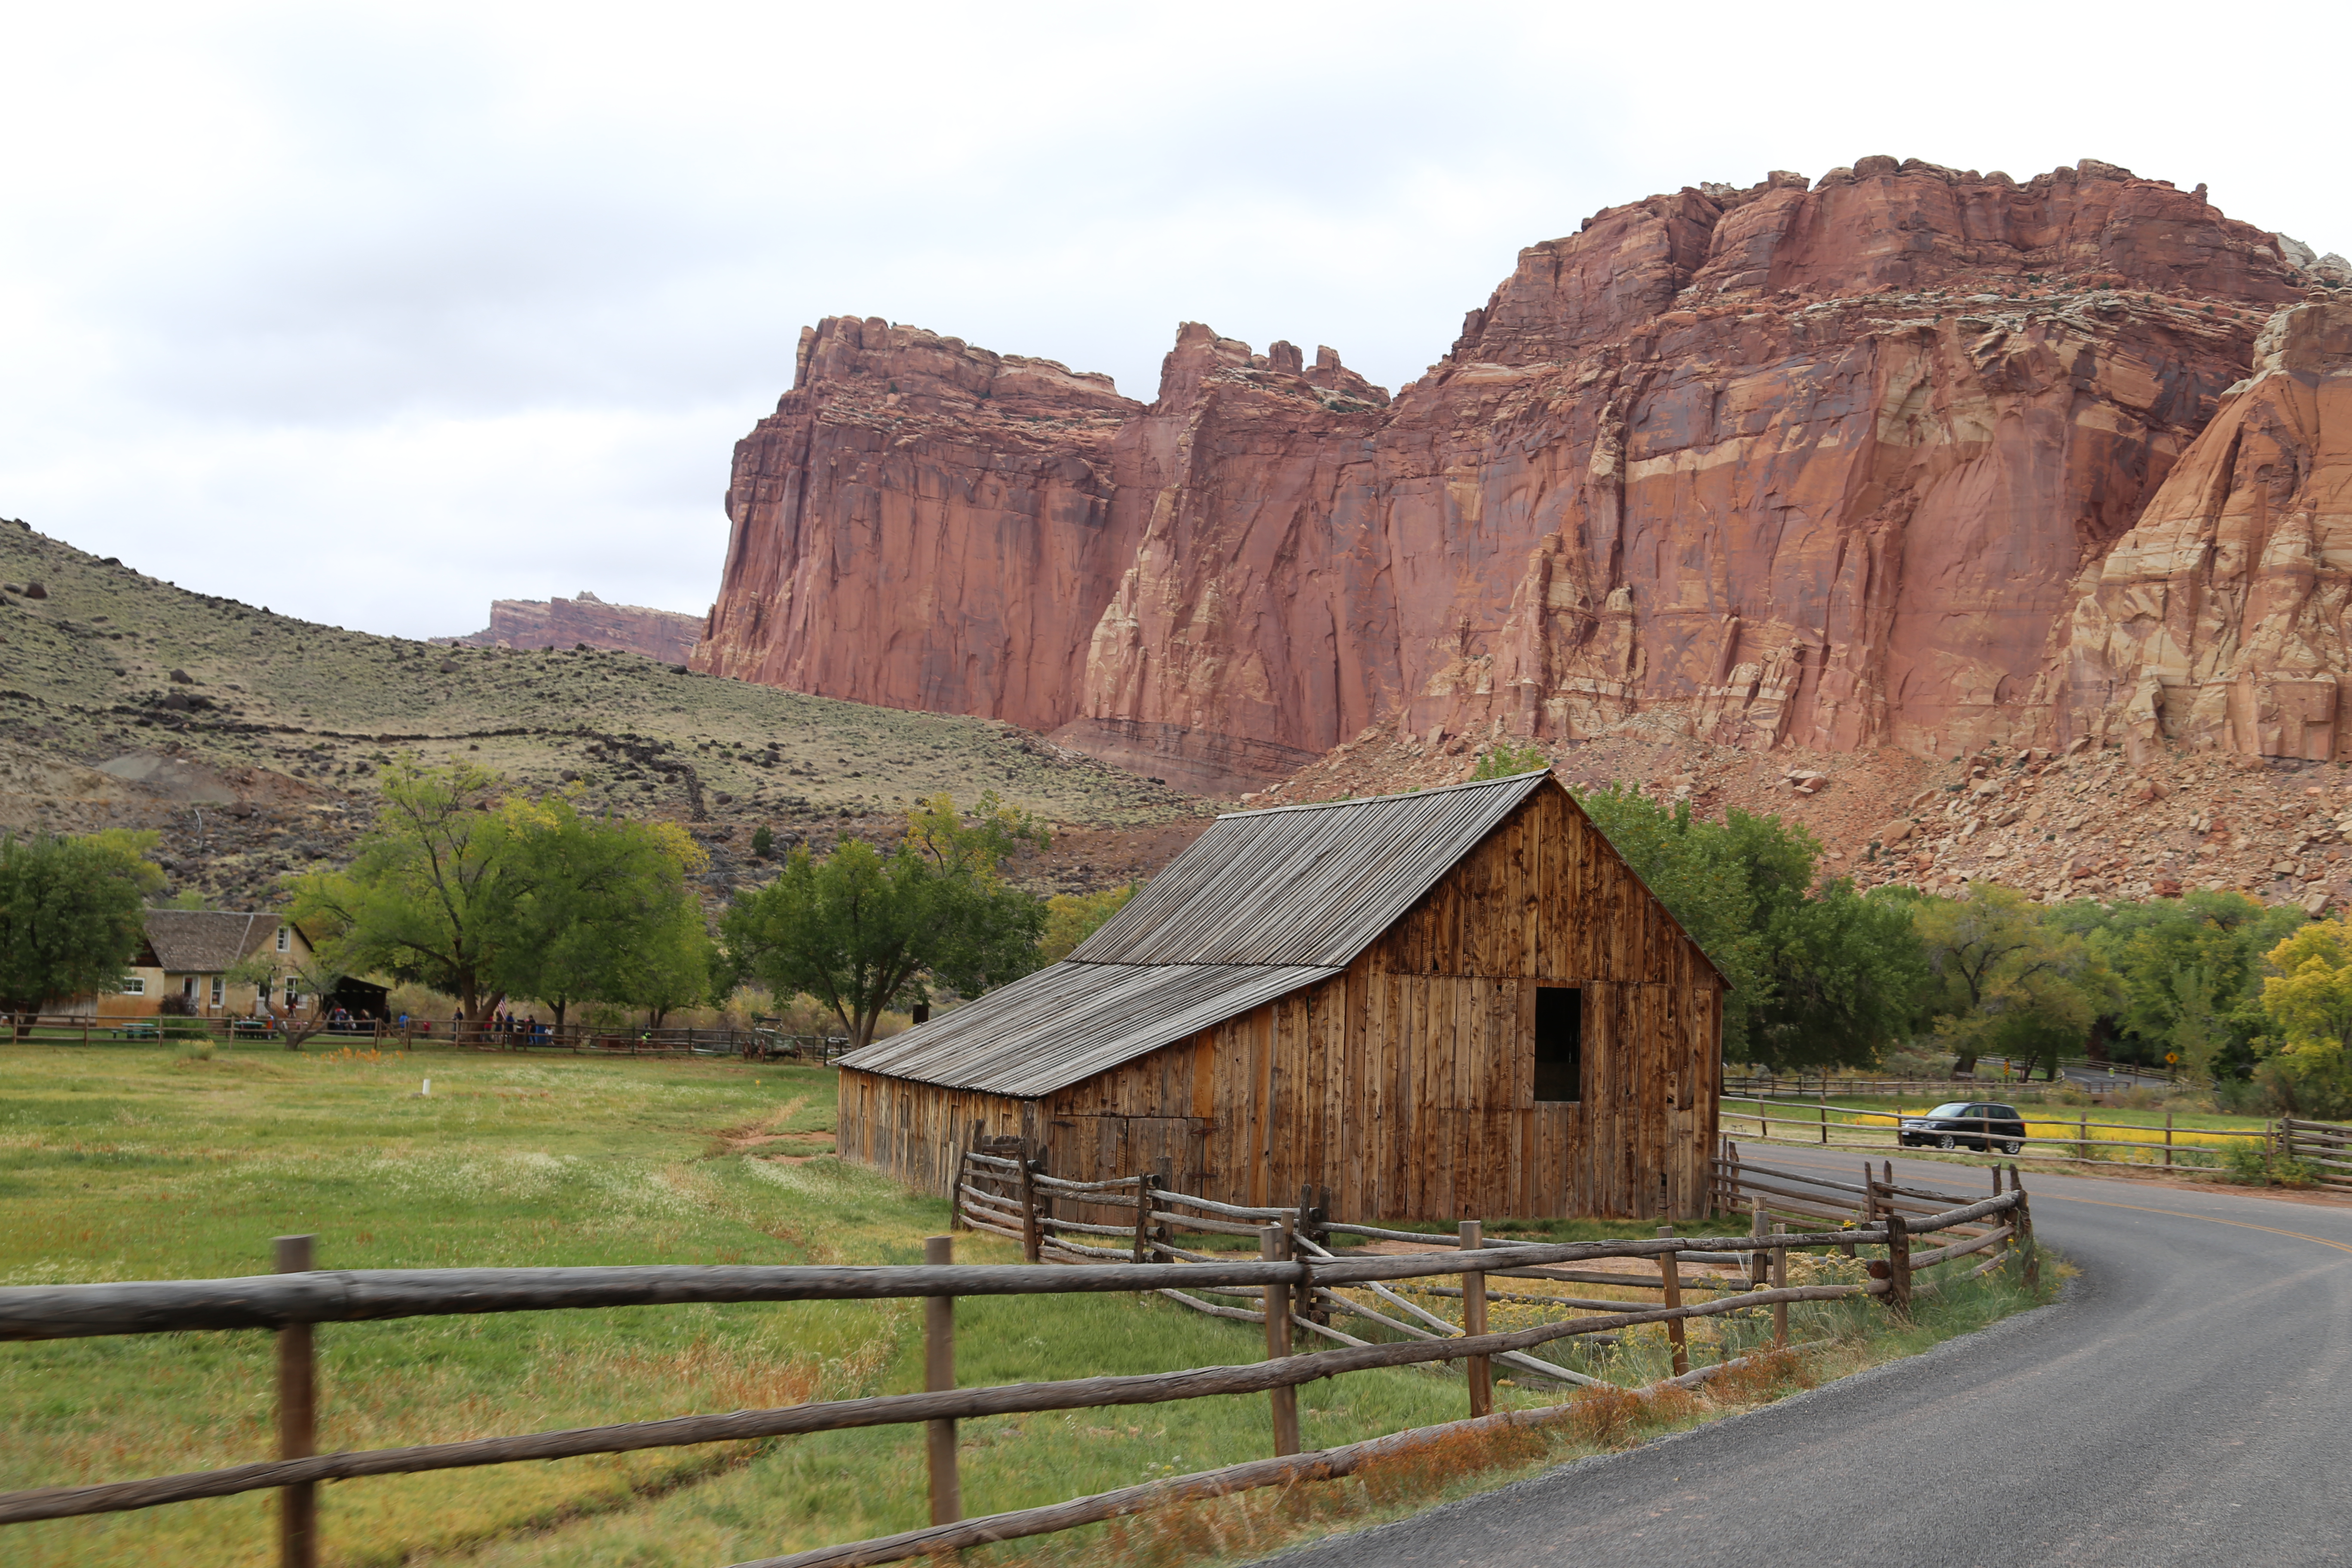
[1069,771,1551,967]
[836,960,1340,1098]
[839,773,1554,1096]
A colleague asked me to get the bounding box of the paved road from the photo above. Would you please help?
[1259,1153,2352,1568]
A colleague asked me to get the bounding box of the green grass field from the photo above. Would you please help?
[1718,1093,2275,1169]
[1,1043,2052,1568]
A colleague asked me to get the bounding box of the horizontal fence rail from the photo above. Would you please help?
[0,1013,848,1060]
[2281,1118,2352,1188]
[1717,1094,2275,1170]
[2,1153,2032,1568]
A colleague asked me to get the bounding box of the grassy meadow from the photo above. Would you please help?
[1,1041,2053,1568]
[1718,1092,2277,1170]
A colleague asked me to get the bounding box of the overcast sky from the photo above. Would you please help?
[2,2,2344,640]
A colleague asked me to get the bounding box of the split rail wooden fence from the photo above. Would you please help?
[1,1013,836,1059]
[0,1161,2031,1568]
[1720,1093,2271,1170]
[2279,1118,2352,1190]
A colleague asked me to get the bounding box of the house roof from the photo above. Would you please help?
[839,772,1558,1096]
[139,910,289,974]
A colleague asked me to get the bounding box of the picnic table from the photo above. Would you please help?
[230,1020,277,1040]
[114,1022,160,1040]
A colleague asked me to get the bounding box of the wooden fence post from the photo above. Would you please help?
[922,1235,959,1525]
[1748,1197,1767,1292]
[1300,1186,1330,1326]
[1133,1173,1158,1264]
[2077,1112,2089,1163]
[1770,1223,1788,1348]
[274,1234,317,1568]
[1017,1147,1041,1265]
[947,1148,967,1232]
[1819,1102,1827,1145]
[1654,1225,1688,1378]
[1459,1220,1491,1418]
[1881,1210,1911,1320]
[1259,1225,1300,1457]
[2014,1180,2038,1292]
[1152,1156,1175,1261]
[2165,1110,2174,1169]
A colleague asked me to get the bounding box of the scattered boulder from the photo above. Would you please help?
[21,581,46,600]
[168,669,194,685]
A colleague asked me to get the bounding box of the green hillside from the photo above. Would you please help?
[0,518,1201,905]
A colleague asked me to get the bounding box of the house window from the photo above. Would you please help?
[210,977,224,1007]
[1534,986,1583,1103]
[119,977,145,996]
[284,978,301,1006]
[276,926,291,952]
[182,977,198,1001]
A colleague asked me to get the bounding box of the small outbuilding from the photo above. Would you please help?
[836,771,1726,1221]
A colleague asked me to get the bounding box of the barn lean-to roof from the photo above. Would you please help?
[843,772,1586,1096]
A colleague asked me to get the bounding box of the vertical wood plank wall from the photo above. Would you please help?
[840,781,1724,1219]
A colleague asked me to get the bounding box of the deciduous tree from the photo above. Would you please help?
[0,830,161,1033]
[723,793,1047,1048]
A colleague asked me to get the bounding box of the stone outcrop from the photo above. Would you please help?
[2058,297,2352,760]
[695,162,2331,790]
[452,592,704,664]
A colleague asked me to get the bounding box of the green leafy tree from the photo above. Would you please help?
[723,793,1047,1048]
[1573,786,1924,1070]
[1470,741,1551,781]
[288,760,521,1022]
[2257,915,2352,1116]
[2066,892,2300,1078]
[0,830,161,1033]
[1914,885,2110,1077]
[1040,884,1138,965]
[496,796,710,1029]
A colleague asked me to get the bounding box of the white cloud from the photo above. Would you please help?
[0,0,2344,637]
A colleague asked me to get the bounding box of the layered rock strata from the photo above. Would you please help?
[696,160,2334,790]
[453,592,704,664]
[2057,298,2352,760]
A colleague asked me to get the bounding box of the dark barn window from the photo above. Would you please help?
[1534,986,1582,1102]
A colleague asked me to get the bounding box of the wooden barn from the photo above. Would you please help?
[836,771,1726,1221]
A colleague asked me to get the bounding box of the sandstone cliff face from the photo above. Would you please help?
[2058,297,2352,760]
[454,593,704,664]
[696,160,2327,790]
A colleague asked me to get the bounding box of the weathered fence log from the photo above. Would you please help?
[1655,1227,1688,1377]
[0,1283,1881,1525]
[922,1236,958,1526]
[275,1235,316,1568]
[1260,1225,1299,1457]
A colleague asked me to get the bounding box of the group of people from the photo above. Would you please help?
[492,1010,554,1041]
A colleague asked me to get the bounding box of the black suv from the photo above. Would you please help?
[1898,1101,2026,1155]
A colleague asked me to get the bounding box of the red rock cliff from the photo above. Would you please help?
[695,159,2332,790]
[454,593,704,663]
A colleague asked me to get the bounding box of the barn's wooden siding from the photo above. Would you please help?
[842,782,1722,1220]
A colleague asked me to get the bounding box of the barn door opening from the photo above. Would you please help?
[1535,986,1583,1102]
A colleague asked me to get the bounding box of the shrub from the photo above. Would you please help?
[2222,1140,2325,1187]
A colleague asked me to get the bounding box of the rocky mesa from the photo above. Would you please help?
[693,157,2348,793]
[451,591,706,664]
